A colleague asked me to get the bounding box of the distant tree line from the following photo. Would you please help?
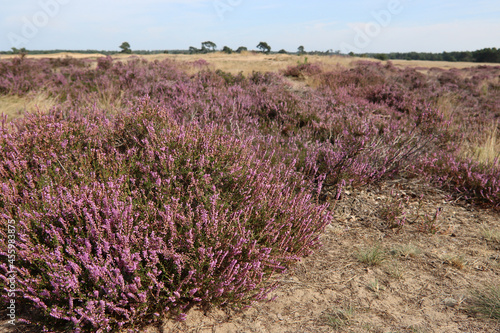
[188,41,252,54]
[3,44,498,63]
[356,48,500,63]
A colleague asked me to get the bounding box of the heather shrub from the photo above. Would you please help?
[411,153,500,207]
[214,69,246,86]
[190,59,210,68]
[319,61,387,92]
[283,63,322,78]
[49,56,89,69]
[96,56,114,71]
[0,101,331,332]
[0,56,497,208]
[248,71,284,86]
[0,57,54,95]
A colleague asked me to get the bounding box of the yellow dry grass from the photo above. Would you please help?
[0,92,58,121]
[388,58,499,70]
[123,52,356,75]
[96,87,125,114]
[2,52,499,74]
[435,94,458,122]
[463,122,500,165]
[434,95,500,166]
[121,52,500,72]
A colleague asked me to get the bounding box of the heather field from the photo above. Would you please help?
[0,53,499,332]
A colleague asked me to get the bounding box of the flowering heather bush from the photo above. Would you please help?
[315,61,499,207]
[410,153,500,206]
[0,101,331,331]
[283,62,322,78]
[190,59,210,68]
[1,56,498,209]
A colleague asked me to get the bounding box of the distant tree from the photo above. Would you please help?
[257,42,271,54]
[236,46,247,53]
[408,51,420,60]
[189,46,200,54]
[13,47,28,57]
[201,41,217,52]
[455,51,473,62]
[374,53,388,61]
[278,49,287,54]
[442,51,454,62]
[119,42,132,54]
[473,48,500,63]
[222,46,233,54]
[297,45,305,55]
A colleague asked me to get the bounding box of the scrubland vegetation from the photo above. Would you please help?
[0,54,499,332]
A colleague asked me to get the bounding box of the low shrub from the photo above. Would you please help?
[0,100,331,332]
[283,63,322,78]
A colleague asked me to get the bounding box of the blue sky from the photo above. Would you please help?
[1,0,499,53]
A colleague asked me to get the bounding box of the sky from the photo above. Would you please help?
[1,0,500,53]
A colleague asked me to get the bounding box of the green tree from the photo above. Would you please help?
[222,46,233,54]
[189,46,200,54]
[236,46,247,53]
[119,42,131,54]
[202,41,217,52]
[474,48,500,63]
[297,45,305,55]
[278,49,287,54]
[374,53,388,61]
[257,42,271,54]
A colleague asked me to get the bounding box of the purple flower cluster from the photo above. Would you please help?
[0,99,331,331]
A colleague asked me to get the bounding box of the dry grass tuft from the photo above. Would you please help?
[459,121,500,166]
[385,261,405,280]
[367,279,385,293]
[356,244,386,266]
[435,94,458,123]
[480,225,500,243]
[390,243,421,258]
[0,92,58,121]
[467,122,500,165]
[468,284,500,320]
[322,305,355,330]
[442,254,466,270]
[96,86,125,114]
